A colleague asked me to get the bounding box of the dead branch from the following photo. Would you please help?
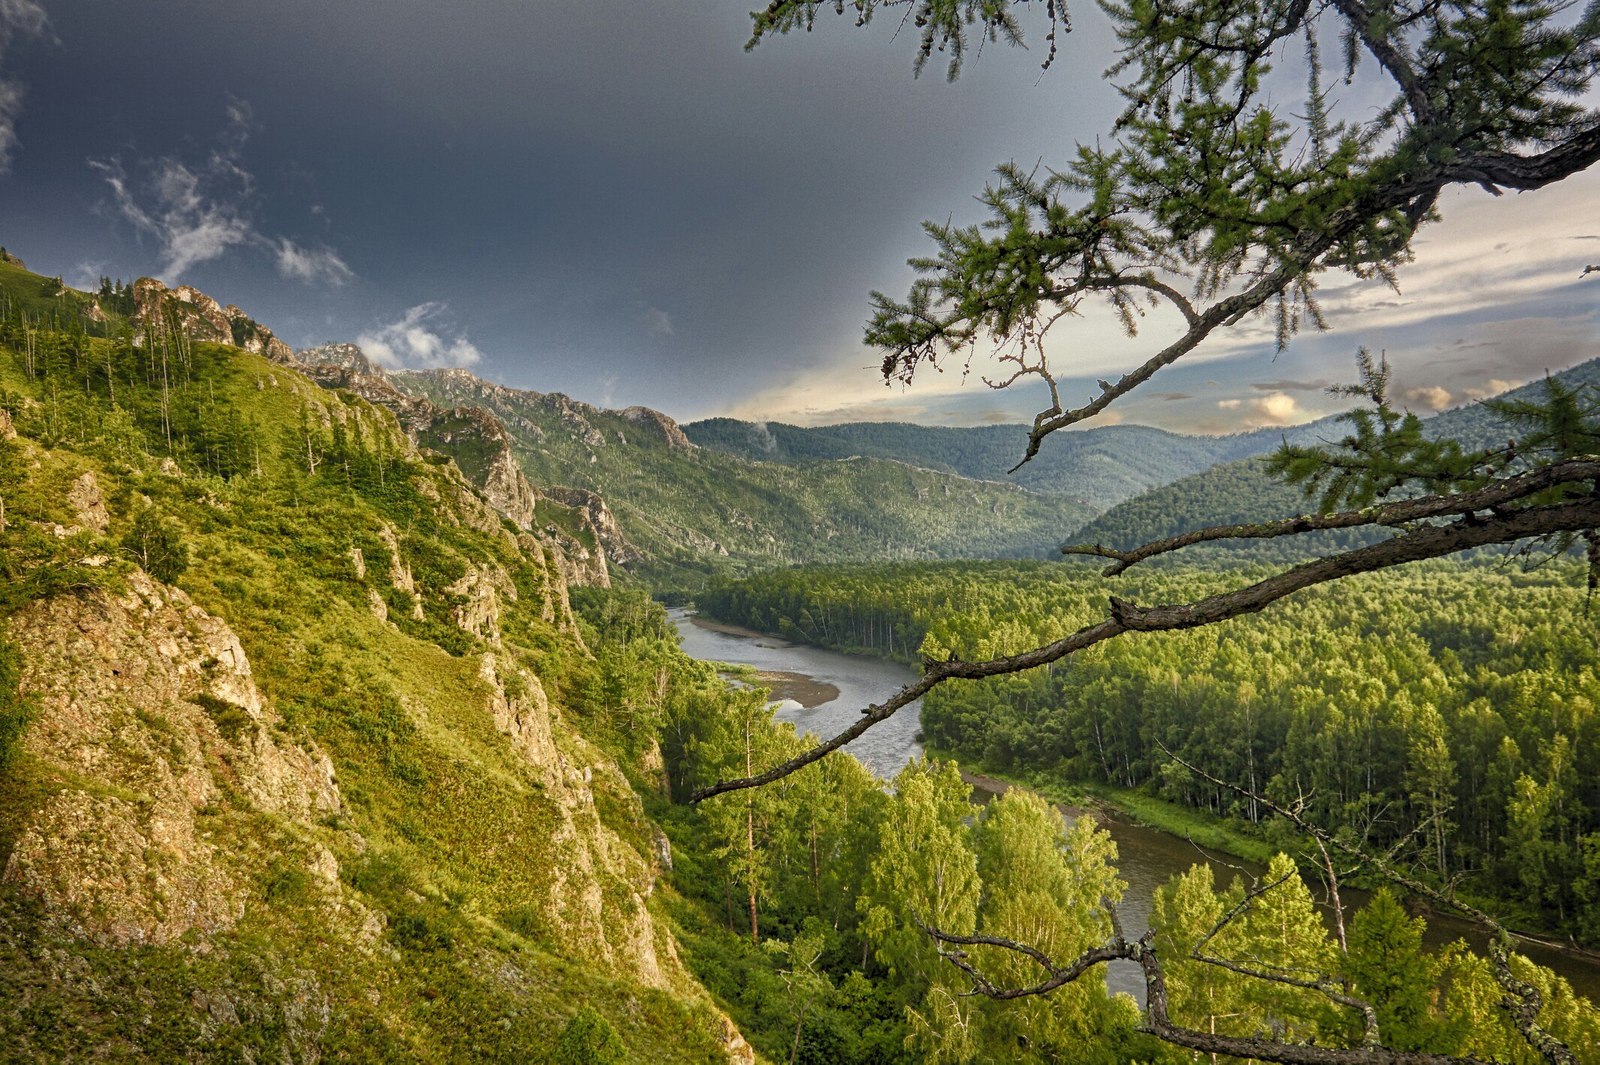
[923,921,1490,1064]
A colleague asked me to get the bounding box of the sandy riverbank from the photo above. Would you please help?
[747,669,840,709]
[958,767,1095,822]
[688,614,794,643]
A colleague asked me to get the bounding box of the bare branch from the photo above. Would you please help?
[1158,746,1579,1064]
[924,923,1490,1063]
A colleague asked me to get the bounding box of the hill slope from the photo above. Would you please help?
[1072,361,1600,558]
[0,270,751,1060]
[683,415,1338,510]
[390,369,1096,586]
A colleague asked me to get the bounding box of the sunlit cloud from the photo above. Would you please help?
[1218,391,1305,427]
[1463,378,1519,402]
[356,302,482,369]
[1402,385,1453,412]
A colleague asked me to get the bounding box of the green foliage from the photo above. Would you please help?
[750,1,1030,80]
[262,863,313,905]
[552,1006,628,1065]
[191,693,252,742]
[1268,350,1486,511]
[705,558,1600,943]
[123,505,190,584]
[1345,889,1455,1051]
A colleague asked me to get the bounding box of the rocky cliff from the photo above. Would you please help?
[3,568,346,948]
[132,277,296,363]
[298,345,624,586]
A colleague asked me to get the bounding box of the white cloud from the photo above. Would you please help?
[71,258,107,289]
[92,154,255,277]
[1217,391,1305,426]
[1402,385,1454,412]
[0,0,49,174]
[276,239,354,285]
[90,103,352,284]
[356,303,482,369]
[643,306,674,337]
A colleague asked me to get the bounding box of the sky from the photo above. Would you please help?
[0,0,1595,438]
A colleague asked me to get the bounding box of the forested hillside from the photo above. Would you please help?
[391,369,1093,586]
[0,275,773,1059]
[1075,363,1600,556]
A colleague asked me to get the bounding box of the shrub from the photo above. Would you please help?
[552,1007,626,1065]
[122,505,190,584]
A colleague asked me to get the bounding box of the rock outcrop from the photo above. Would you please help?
[296,342,377,375]
[132,278,295,363]
[477,654,672,990]
[2,571,340,946]
[621,405,694,451]
[296,348,625,586]
[297,358,539,524]
[542,486,644,568]
[65,471,109,532]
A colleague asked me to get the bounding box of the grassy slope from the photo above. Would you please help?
[0,330,731,1061]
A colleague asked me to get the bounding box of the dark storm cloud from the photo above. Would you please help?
[0,0,50,172]
[0,3,1593,432]
[0,1,1129,418]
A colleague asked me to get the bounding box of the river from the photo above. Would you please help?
[670,608,1600,1004]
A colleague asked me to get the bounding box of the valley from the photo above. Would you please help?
[1,252,1597,1063]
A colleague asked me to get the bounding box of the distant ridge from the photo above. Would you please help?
[1070,359,1600,560]
[388,367,1097,583]
[683,416,1340,511]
